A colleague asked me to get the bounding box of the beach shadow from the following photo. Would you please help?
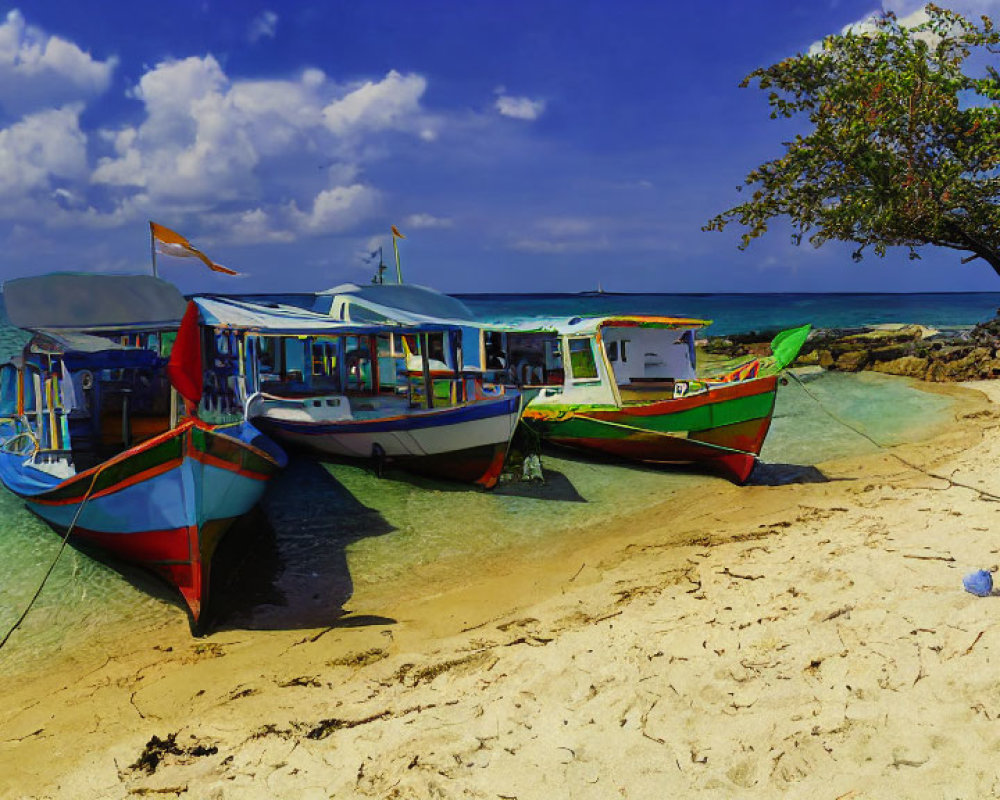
[492,468,586,502]
[746,462,832,486]
[306,450,588,502]
[208,455,397,633]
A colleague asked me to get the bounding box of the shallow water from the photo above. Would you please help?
[0,369,960,673]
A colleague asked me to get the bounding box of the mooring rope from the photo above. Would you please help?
[785,369,1000,503]
[0,461,106,650]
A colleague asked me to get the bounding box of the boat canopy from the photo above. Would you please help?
[497,314,712,336]
[313,282,478,327]
[3,273,187,332]
[25,330,162,371]
[194,295,467,336]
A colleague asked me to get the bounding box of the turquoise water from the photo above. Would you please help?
[457,292,1000,336]
[0,368,956,670]
[244,291,1000,336]
[0,292,971,671]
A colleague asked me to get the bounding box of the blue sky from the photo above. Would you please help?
[2,0,1000,294]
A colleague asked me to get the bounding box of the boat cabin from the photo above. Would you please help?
[192,296,498,424]
[488,315,711,408]
[0,274,187,474]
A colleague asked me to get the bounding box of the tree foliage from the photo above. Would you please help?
[704,5,1000,275]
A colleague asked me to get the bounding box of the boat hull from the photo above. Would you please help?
[521,376,778,483]
[251,394,521,489]
[0,419,286,629]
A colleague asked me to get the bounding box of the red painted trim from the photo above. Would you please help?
[189,448,270,480]
[72,523,206,624]
[474,445,508,489]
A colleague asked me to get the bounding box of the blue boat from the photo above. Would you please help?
[0,275,286,632]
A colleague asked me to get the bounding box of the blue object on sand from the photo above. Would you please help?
[963,570,993,597]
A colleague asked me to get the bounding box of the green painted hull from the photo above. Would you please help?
[521,375,779,483]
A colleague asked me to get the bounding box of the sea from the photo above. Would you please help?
[455,291,1000,335]
[0,291,995,671]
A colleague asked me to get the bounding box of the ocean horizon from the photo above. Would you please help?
[217,289,1000,338]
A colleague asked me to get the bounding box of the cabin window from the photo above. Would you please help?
[547,339,562,367]
[401,334,420,357]
[376,334,402,393]
[568,338,599,380]
[605,341,618,362]
[311,341,337,377]
[258,337,276,372]
[344,335,373,393]
[485,331,507,370]
[620,340,629,363]
[159,331,176,357]
[427,333,446,366]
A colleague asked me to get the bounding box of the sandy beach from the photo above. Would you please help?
[3,378,1000,798]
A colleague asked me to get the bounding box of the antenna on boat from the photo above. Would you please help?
[365,247,387,284]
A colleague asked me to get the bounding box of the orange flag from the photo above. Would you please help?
[150,221,239,276]
[391,224,405,239]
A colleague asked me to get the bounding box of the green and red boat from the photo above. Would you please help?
[496,316,809,483]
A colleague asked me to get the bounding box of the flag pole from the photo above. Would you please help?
[391,225,405,284]
[392,236,402,283]
[148,222,158,278]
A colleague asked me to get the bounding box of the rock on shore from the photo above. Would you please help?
[706,316,1000,381]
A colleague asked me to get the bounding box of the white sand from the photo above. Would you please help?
[3,381,1000,798]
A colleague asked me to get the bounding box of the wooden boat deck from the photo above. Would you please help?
[617,380,674,404]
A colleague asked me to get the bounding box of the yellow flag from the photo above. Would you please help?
[149,221,239,276]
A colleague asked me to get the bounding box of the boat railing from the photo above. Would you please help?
[405,373,507,409]
[0,427,38,456]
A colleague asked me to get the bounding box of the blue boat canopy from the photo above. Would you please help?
[27,330,162,370]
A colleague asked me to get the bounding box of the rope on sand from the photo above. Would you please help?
[784,369,1000,503]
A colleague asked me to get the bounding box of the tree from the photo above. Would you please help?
[704,5,1000,276]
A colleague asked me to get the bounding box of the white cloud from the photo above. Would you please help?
[0,10,115,115]
[810,2,1000,53]
[884,0,1000,17]
[214,208,295,244]
[322,70,428,136]
[510,235,611,254]
[293,184,380,233]
[0,17,446,242]
[536,217,594,237]
[248,10,278,43]
[0,105,87,196]
[200,184,381,244]
[495,94,546,121]
[90,58,431,241]
[404,213,453,229]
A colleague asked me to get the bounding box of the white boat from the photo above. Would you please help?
[193,295,522,488]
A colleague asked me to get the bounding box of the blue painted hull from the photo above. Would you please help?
[0,419,287,629]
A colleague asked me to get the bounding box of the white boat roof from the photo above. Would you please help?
[498,314,712,336]
[314,282,480,328]
[194,295,465,335]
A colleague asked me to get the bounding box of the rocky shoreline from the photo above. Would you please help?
[706,315,1000,381]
